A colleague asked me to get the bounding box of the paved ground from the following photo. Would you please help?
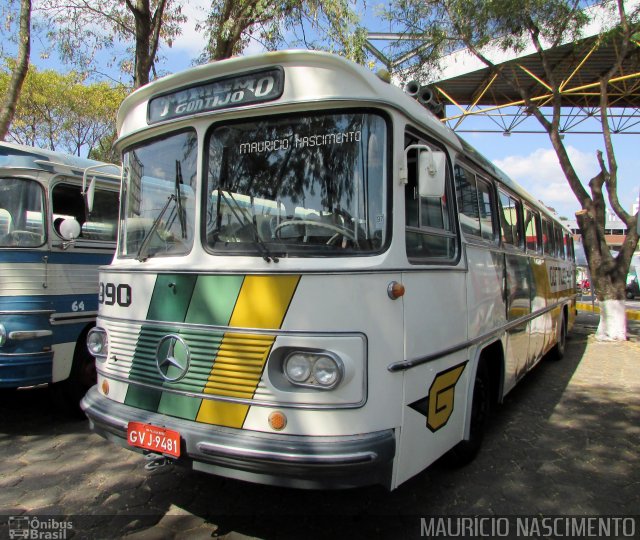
[0,312,639,539]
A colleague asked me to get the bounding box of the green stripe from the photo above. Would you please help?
[157,392,202,419]
[124,325,167,411]
[125,274,196,410]
[147,274,197,322]
[126,274,245,419]
[185,275,244,325]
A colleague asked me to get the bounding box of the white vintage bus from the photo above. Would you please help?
[0,142,120,404]
[81,51,576,490]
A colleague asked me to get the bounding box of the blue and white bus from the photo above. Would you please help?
[0,142,120,403]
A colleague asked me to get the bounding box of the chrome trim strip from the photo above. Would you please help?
[8,330,52,340]
[98,314,366,339]
[0,351,52,357]
[98,266,468,275]
[387,300,570,372]
[97,369,366,410]
[197,441,377,464]
[0,310,55,316]
[50,312,97,325]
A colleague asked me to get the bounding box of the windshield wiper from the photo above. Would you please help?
[135,194,176,262]
[217,189,279,263]
[175,161,187,239]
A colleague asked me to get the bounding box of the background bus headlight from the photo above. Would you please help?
[0,323,5,347]
[87,328,108,361]
[283,351,343,389]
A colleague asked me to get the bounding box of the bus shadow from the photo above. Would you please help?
[133,318,640,538]
[3,314,638,539]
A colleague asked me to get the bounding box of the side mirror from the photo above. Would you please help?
[59,217,81,241]
[400,144,447,198]
[82,163,122,214]
[86,176,96,213]
[418,149,447,198]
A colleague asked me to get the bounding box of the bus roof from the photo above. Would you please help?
[117,49,461,150]
[116,50,568,229]
[0,141,120,181]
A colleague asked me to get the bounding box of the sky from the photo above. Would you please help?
[13,0,640,220]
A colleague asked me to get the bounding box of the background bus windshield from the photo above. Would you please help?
[205,112,387,256]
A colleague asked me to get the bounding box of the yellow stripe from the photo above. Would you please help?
[228,275,300,329]
[196,275,300,427]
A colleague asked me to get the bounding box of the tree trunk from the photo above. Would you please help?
[576,209,633,341]
[0,0,31,140]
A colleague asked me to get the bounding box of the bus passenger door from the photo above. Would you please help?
[395,135,469,486]
[48,180,118,382]
[498,190,531,391]
[527,256,548,365]
[503,253,532,389]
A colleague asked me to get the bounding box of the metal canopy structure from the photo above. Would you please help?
[365,2,640,134]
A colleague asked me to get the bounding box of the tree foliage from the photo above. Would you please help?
[36,0,186,87]
[198,0,367,63]
[0,0,31,140]
[0,66,127,160]
[385,0,640,339]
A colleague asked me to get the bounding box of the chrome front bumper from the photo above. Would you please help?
[81,386,395,489]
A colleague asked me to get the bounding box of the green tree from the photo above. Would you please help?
[0,0,31,140]
[198,0,367,63]
[0,66,127,157]
[37,0,186,88]
[385,0,640,340]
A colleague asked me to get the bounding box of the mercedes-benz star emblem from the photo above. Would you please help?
[155,334,190,382]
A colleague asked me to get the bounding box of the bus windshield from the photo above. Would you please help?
[120,130,197,259]
[0,177,45,248]
[205,112,388,256]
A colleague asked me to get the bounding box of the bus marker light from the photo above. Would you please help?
[387,281,405,299]
[268,411,287,431]
[101,380,109,395]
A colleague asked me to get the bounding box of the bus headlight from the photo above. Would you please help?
[283,351,343,389]
[87,328,108,361]
[0,323,6,347]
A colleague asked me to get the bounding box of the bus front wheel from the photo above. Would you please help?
[52,327,96,416]
[445,359,492,467]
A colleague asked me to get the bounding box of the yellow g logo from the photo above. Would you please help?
[409,362,467,432]
[427,363,466,431]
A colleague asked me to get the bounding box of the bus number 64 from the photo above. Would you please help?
[99,282,132,307]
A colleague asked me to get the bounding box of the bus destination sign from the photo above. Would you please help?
[148,68,284,124]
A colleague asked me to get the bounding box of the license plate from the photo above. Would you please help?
[127,422,181,458]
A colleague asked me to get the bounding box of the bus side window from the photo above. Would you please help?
[404,136,456,261]
[542,219,554,256]
[565,233,575,261]
[454,165,480,237]
[84,189,119,241]
[52,183,118,241]
[498,190,523,248]
[524,205,540,253]
[554,226,565,258]
[476,178,497,242]
[52,183,86,237]
[454,165,497,243]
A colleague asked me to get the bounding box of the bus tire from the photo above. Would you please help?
[445,358,492,467]
[52,327,96,417]
[550,311,567,361]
